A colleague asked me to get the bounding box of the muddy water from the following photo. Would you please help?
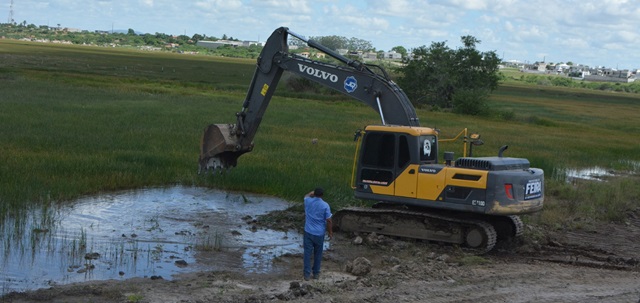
[0,186,303,295]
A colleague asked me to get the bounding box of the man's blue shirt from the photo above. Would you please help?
[304,197,332,236]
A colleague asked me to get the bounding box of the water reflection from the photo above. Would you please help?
[565,166,615,182]
[562,160,640,183]
[0,186,302,295]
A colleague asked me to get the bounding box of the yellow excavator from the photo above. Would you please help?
[199,27,544,253]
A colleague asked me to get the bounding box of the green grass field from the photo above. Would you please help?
[1,39,639,227]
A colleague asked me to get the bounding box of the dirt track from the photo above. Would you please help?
[3,212,640,303]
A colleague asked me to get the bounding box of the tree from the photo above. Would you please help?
[191,33,204,42]
[311,35,348,50]
[347,37,373,51]
[142,33,158,46]
[127,28,136,36]
[397,35,500,115]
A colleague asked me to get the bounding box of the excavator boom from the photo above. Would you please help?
[199,27,419,174]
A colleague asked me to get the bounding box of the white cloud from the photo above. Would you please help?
[480,14,499,23]
[140,0,153,7]
[443,0,491,10]
[504,21,514,32]
[255,0,312,14]
[194,0,244,11]
[615,30,638,43]
[557,37,590,50]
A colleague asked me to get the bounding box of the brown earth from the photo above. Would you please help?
[2,211,640,303]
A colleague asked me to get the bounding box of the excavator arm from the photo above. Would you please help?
[199,27,419,173]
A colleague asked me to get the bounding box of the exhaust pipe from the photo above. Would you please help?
[498,145,508,158]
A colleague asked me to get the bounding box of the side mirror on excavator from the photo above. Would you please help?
[353,129,363,141]
[469,139,484,157]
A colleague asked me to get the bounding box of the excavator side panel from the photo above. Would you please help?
[444,167,489,189]
[416,165,446,201]
[368,184,395,196]
[394,164,419,198]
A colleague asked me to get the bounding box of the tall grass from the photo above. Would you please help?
[1,40,639,228]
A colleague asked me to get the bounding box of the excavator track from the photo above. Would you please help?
[333,207,498,254]
[492,215,524,241]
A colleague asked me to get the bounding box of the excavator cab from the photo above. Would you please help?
[353,125,439,199]
[352,125,544,216]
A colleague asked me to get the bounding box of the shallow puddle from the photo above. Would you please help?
[564,166,615,181]
[0,186,303,295]
[563,160,640,182]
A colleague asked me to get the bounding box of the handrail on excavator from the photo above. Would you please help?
[438,128,482,158]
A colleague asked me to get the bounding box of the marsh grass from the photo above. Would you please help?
[1,40,639,230]
[196,231,224,251]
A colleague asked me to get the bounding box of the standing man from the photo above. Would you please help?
[303,187,333,281]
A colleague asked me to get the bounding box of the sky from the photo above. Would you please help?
[3,0,639,70]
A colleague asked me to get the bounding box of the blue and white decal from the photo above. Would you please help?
[524,179,542,200]
[344,76,357,93]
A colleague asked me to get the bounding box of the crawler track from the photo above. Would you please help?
[333,207,499,254]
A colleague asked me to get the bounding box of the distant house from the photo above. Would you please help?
[362,52,378,61]
[295,51,325,59]
[383,51,402,60]
[584,68,635,83]
[299,51,310,58]
[555,63,570,72]
[196,39,261,49]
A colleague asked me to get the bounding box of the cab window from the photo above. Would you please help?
[419,135,437,163]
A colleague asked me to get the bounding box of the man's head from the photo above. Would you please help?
[313,187,324,197]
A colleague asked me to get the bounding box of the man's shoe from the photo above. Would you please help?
[304,276,310,281]
[312,274,319,280]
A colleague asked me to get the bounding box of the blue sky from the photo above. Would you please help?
[4,0,639,69]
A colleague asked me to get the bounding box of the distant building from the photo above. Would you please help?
[584,68,635,83]
[196,40,261,49]
[383,51,402,60]
[362,52,378,61]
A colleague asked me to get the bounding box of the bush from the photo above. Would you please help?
[452,89,489,115]
[537,78,552,86]
[550,76,574,87]
[496,109,516,121]
[525,115,556,126]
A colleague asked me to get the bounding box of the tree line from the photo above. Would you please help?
[1,22,502,115]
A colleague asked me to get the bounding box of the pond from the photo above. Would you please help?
[0,186,303,295]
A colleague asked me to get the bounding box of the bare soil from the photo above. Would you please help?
[3,211,640,303]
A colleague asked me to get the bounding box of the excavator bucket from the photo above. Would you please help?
[198,124,251,174]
